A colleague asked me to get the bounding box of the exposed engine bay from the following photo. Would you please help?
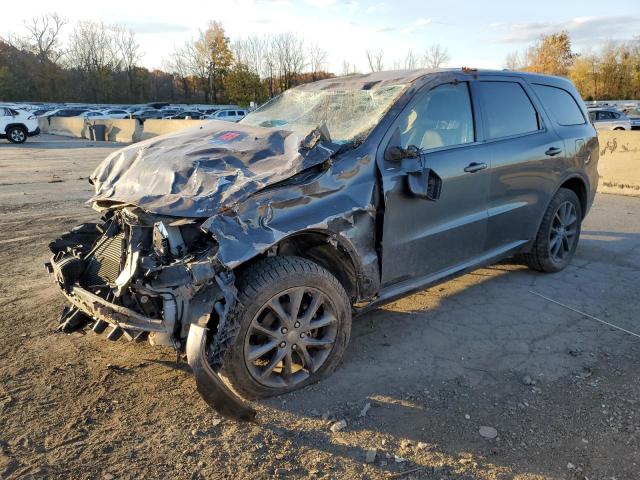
[46,208,257,421]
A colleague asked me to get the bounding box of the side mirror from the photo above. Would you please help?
[407,168,442,201]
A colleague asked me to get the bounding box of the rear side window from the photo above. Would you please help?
[532,84,585,126]
[478,81,540,139]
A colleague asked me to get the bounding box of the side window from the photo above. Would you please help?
[218,111,227,117]
[398,82,475,150]
[228,111,236,117]
[478,81,540,139]
[0,108,9,116]
[588,112,596,122]
[597,111,612,120]
[532,84,585,126]
[612,112,621,119]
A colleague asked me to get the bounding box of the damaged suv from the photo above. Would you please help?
[47,69,598,421]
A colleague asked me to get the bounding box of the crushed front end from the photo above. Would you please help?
[46,208,256,421]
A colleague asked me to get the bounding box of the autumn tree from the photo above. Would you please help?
[525,31,575,76]
[194,21,234,103]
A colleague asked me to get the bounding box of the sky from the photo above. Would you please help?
[1,0,639,73]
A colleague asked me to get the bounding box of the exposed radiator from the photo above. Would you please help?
[81,232,126,286]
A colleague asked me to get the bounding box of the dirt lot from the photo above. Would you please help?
[1,135,639,480]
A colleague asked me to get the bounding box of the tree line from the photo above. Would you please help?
[505,31,640,100]
[1,14,639,105]
[0,14,454,105]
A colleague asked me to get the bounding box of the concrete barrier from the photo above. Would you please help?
[91,119,142,143]
[597,131,640,197]
[139,119,210,141]
[39,117,90,139]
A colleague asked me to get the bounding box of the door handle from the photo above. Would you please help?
[463,162,487,173]
[545,147,562,157]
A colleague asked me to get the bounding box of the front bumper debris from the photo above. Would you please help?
[186,324,257,422]
[46,212,258,422]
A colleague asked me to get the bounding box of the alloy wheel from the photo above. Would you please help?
[244,286,338,389]
[548,201,578,263]
[10,129,25,142]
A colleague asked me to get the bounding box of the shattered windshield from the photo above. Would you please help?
[240,84,406,144]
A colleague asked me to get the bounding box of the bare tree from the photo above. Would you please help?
[341,59,357,76]
[21,13,67,64]
[504,50,525,70]
[65,21,120,100]
[365,49,384,72]
[113,26,140,99]
[164,44,193,99]
[272,32,306,91]
[308,43,328,80]
[422,44,450,69]
[403,49,418,70]
[233,35,270,78]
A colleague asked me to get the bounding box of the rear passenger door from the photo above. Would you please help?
[476,77,565,252]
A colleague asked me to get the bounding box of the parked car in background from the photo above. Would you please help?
[32,109,52,117]
[0,107,40,143]
[164,110,203,119]
[588,108,632,130]
[131,110,165,120]
[82,111,106,119]
[100,109,132,119]
[208,109,248,122]
[621,107,640,130]
[48,69,598,421]
[44,108,90,118]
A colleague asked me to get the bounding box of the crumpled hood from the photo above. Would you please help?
[90,120,338,217]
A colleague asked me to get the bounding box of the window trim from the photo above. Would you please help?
[531,83,586,127]
[476,79,546,144]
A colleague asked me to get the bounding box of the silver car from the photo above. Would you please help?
[622,107,640,130]
[588,108,632,131]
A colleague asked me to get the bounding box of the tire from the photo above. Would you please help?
[521,188,582,273]
[7,126,27,144]
[613,127,625,131]
[218,256,351,400]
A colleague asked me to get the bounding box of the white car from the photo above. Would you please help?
[587,108,632,131]
[0,107,40,143]
[208,109,248,122]
[99,109,132,119]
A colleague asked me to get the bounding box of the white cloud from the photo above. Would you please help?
[491,15,640,47]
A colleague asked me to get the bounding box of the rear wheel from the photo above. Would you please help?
[7,126,27,144]
[219,256,351,400]
[521,188,582,273]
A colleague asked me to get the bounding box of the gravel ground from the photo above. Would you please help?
[0,135,639,480]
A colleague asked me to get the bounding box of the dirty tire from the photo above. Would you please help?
[219,256,351,400]
[7,126,27,144]
[522,188,582,273]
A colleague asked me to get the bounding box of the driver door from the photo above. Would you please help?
[378,80,491,287]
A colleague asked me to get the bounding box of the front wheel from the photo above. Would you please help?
[7,126,27,144]
[219,256,352,400]
[521,188,582,273]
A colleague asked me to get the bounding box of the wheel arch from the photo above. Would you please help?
[557,175,588,219]
[240,229,363,303]
[5,123,28,133]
